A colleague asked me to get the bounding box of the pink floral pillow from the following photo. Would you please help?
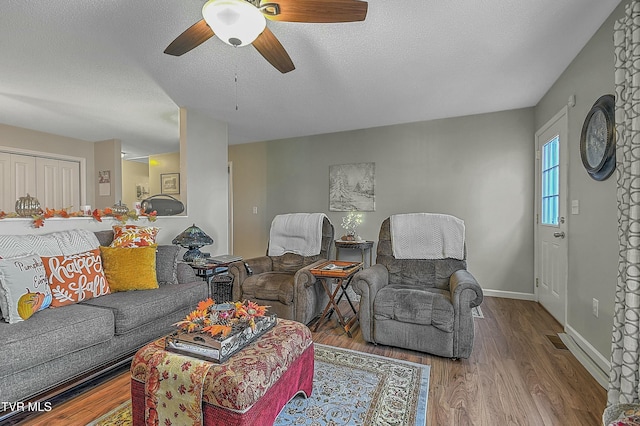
[110,225,159,248]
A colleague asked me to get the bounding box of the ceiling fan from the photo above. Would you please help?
[164,0,368,73]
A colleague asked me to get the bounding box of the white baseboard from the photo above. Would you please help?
[482,289,537,301]
[561,325,610,389]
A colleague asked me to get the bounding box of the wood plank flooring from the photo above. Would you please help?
[19,296,606,426]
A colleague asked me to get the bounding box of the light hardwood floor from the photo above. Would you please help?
[21,296,606,426]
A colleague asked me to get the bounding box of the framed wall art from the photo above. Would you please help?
[329,162,375,211]
[161,173,180,194]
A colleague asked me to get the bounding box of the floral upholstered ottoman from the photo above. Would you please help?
[130,319,314,426]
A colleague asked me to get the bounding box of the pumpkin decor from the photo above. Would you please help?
[111,201,129,216]
[17,289,45,320]
[15,194,42,217]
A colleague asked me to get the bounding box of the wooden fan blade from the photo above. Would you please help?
[261,0,367,23]
[164,19,215,56]
[252,27,295,73]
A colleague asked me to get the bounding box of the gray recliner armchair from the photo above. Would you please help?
[228,214,334,325]
[352,214,483,359]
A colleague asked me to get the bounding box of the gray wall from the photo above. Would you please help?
[231,108,536,296]
[534,1,626,365]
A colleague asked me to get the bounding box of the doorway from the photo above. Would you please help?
[535,107,568,325]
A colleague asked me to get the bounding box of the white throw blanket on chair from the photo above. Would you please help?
[268,213,327,257]
[390,213,465,260]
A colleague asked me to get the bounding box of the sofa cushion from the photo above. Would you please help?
[156,245,179,285]
[100,245,159,292]
[51,229,101,255]
[0,253,52,323]
[0,229,99,259]
[0,302,114,376]
[42,249,111,307]
[94,230,114,247]
[79,281,207,335]
[0,234,61,258]
[242,272,294,305]
[374,286,454,332]
[110,225,159,248]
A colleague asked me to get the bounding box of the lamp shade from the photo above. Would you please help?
[202,0,266,47]
[172,224,214,262]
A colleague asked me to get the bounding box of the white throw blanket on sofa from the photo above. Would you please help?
[268,213,327,257]
[390,213,465,260]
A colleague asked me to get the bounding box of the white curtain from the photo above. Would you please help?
[609,0,640,406]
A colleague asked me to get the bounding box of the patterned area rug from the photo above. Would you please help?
[88,344,430,426]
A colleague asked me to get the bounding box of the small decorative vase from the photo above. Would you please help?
[341,231,356,241]
[15,194,42,217]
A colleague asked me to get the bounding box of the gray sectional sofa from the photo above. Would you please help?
[0,229,208,406]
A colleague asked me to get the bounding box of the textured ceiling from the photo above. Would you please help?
[0,0,622,159]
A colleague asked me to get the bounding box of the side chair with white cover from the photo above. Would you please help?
[352,213,483,359]
[228,213,334,325]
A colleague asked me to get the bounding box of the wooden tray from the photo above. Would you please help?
[165,314,277,363]
[310,260,363,278]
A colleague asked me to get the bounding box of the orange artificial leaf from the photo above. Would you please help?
[246,300,267,317]
[103,207,113,215]
[202,324,232,338]
[173,320,189,328]
[185,309,207,322]
[43,208,56,219]
[58,210,69,218]
[197,298,215,311]
[33,217,45,228]
[92,209,103,222]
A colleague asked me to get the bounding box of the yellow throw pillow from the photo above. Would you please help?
[100,245,158,292]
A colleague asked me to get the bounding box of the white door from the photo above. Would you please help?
[0,153,11,211]
[59,160,80,211]
[37,157,59,209]
[535,107,568,325]
[11,154,36,203]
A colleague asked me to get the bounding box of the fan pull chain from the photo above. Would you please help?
[234,48,239,111]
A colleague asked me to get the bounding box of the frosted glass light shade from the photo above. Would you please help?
[202,0,266,47]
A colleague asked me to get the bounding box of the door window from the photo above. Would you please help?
[541,136,560,226]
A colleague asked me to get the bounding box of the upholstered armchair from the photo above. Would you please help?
[352,214,483,359]
[228,213,334,325]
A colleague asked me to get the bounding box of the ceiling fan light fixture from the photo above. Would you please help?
[202,0,266,47]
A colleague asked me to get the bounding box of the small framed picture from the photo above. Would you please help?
[161,173,180,194]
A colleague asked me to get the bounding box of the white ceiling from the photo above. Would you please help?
[0,0,622,159]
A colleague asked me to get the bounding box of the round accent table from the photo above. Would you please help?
[334,240,374,267]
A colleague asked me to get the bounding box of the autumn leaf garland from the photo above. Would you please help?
[0,207,157,228]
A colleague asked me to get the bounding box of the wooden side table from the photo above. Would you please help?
[335,240,374,267]
[310,260,363,337]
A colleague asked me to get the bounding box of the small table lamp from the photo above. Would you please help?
[172,224,214,262]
